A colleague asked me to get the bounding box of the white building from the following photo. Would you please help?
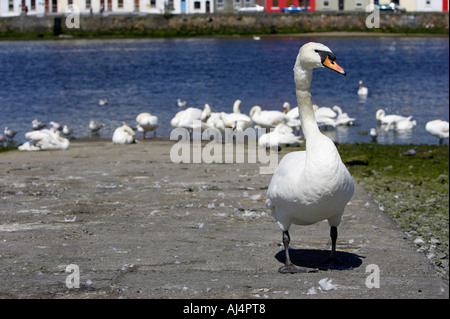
[0,0,214,15]
[139,0,166,13]
[56,0,137,13]
[380,0,448,12]
[168,0,213,14]
[0,0,47,16]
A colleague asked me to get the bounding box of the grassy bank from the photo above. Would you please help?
[338,143,449,280]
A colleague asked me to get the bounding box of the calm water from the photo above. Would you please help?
[0,37,448,145]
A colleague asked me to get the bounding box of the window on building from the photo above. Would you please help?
[86,0,91,8]
[68,0,73,5]
[323,0,329,7]
[194,1,201,9]
[150,0,156,7]
[355,0,362,7]
[217,0,224,8]
[118,0,124,8]
[426,0,431,5]
[272,0,279,8]
[9,0,14,11]
[168,0,174,10]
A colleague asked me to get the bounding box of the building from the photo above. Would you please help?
[395,0,448,11]
[314,0,373,11]
[265,0,315,12]
[169,0,214,13]
[0,0,47,16]
[1,0,448,16]
[215,0,259,13]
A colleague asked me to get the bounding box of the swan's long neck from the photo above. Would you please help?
[294,67,321,140]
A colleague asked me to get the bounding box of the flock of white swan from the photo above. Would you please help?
[2,94,448,151]
[1,44,448,152]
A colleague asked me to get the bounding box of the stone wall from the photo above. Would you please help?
[0,12,448,37]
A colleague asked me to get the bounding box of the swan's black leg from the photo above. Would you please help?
[278,231,318,274]
[316,226,352,270]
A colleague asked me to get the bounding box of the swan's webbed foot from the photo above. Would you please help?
[278,230,319,274]
[279,263,318,274]
[316,254,353,271]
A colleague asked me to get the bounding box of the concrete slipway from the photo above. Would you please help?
[0,140,447,300]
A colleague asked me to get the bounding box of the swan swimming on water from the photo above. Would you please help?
[376,109,412,127]
[357,80,368,97]
[266,42,354,273]
[332,105,355,126]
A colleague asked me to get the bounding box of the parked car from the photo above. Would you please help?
[376,3,406,13]
[281,5,306,13]
[237,4,265,13]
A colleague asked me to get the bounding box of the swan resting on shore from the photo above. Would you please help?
[112,123,136,144]
[19,129,70,151]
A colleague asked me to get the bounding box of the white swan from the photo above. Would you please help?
[313,105,337,129]
[19,129,70,151]
[283,102,301,133]
[358,80,368,97]
[112,123,136,144]
[250,106,286,129]
[177,99,187,108]
[385,118,416,132]
[136,112,159,139]
[425,119,449,145]
[376,109,412,126]
[220,100,252,132]
[266,42,354,273]
[89,120,105,133]
[99,99,109,106]
[333,105,355,126]
[258,123,303,150]
[313,104,337,119]
[170,105,211,131]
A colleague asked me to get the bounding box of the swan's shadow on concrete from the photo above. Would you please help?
[275,248,364,271]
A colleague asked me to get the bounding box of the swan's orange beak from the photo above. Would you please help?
[323,56,346,76]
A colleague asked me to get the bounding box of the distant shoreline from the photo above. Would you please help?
[1,12,448,40]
